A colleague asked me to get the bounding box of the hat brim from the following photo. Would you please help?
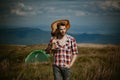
[51,19,70,33]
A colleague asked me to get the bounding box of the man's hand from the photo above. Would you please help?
[51,38,57,49]
[51,36,57,43]
[64,64,72,68]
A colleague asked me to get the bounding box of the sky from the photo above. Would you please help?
[0,0,120,34]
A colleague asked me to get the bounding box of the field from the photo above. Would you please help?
[0,44,120,80]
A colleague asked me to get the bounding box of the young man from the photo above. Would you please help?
[46,20,78,80]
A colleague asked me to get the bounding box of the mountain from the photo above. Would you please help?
[0,28,119,45]
[69,33,120,45]
[0,28,51,45]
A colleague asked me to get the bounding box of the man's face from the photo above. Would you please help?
[58,26,66,36]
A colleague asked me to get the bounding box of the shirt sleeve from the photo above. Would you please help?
[71,38,78,55]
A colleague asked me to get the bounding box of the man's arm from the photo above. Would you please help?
[65,54,77,68]
[70,54,77,67]
[45,43,52,54]
[45,37,57,54]
[69,37,78,68]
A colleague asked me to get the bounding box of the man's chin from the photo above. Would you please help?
[61,33,65,36]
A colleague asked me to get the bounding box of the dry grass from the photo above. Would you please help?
[77,43,118,48]
[0,43,120,80]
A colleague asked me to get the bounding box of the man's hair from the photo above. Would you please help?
[51,22,66,37]
[57,22,66,29]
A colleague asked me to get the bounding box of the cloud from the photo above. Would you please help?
[72,1,120,16]
[11,2,35,16]
[11,9,27,16]
[2,0,119,18]
[17,2,25,8]
[112,1,120,9]
[75,11,86,16]
[99,1,120,10]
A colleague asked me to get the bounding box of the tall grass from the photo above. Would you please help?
[0,44,120,80]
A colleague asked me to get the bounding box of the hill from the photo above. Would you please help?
[0,28,51,45]
[0,27,120,45]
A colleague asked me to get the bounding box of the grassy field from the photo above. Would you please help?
[0,44,120,80]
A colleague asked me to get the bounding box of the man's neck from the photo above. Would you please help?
[57,34,66,39]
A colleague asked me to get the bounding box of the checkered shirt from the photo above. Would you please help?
[50,35,78,67]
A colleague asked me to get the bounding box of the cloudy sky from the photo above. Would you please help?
[0,0,120,34]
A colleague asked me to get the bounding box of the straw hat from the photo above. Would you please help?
[51,19,70,35]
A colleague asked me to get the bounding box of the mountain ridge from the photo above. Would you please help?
[0,27,119,45]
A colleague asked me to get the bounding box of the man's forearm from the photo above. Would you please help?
[64,54,77,68]
[70,54,77,67]
[45,43,52,54]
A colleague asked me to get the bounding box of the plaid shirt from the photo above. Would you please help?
[50,34,78,67]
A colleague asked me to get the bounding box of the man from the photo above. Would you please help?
[46,20,78,80]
